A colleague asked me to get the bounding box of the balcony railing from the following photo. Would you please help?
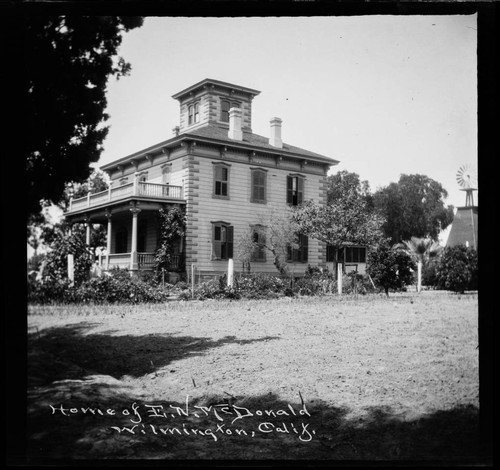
[68,181,183,213]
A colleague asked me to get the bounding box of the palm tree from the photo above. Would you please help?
[397,237,442,293]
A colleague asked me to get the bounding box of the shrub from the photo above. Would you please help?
[342,272,377,295]
[367,242,416,296]
[421,257,440,289]
[436,245,478,293]
[28,268,173,304]
[293,267,334,296]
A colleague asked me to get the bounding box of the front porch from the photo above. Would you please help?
[65,177,185,274]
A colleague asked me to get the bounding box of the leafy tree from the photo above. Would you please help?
[327,170,374,210]
[258,208,300,276]
[398,237,442,293]
[292,187,385,271]
[28,170,110,255]
[25,15,143,218]
[367,242,416,296]
[42,229,94,285]
[373,174,454,244]
[436,245,478,293]
[154,207,186,277]
[235,227,257,273]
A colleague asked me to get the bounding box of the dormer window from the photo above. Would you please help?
[188,102,200,125]
[221,100,240,123]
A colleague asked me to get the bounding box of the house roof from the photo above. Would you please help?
[171,78,261,101]
[101,123,339,171]
[183,125,338,164]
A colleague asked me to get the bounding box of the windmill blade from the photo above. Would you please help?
[456,164,477,189]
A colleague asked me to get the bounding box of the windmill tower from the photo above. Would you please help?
[456,164,477,207]
[446,164,478,250]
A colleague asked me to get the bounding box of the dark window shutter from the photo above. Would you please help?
[286,176,293,204]
[297,177,304,205]
[227,226,234,259]
[360,248,366,263]
[212,225,222,259]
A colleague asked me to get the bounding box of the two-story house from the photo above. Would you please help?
[64,79,340,280]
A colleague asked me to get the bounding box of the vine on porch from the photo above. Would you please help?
[154,206,186,279]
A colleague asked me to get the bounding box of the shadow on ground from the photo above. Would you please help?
[26,324,487,463]
[28,323,279,386]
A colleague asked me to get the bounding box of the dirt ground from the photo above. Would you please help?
[26,291,482,462]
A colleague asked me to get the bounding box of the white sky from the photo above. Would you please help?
[99,15,478,212]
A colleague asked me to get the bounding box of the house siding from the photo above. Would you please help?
[186,145,327,277]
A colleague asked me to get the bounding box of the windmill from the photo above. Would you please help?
[456,164,477,207]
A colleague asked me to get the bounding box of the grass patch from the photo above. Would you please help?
[26,291,482,462]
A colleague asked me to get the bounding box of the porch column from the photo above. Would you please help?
[105,210,112,270]
[85,217,91,246]
[130,204,141,270]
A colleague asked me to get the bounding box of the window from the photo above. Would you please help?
[251,169,267,203]
[116,227,128,253]
[212,222,234,260]
[251,225,266,262]
[162,165,171,184]
[220,100,240,122]
[188,102,200,125]
[138,172,148,183]
[287,175,304,206]
[213,163,230,198]
[287,233,308,263]
[326,244,336,262]
[345,247,366,263]
[336,246,367,263]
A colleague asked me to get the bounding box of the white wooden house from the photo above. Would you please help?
[64,79,340,279]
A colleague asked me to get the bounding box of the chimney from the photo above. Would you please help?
[228,107,243,141]
[269,117,282,148]
[172,126,180,136]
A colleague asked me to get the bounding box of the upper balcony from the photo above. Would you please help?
[66,181,184,215]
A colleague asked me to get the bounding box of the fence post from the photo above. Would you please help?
[227,259,234,287]
[337,263,343,295]
[191,263,195,298]
[68,254,74,286]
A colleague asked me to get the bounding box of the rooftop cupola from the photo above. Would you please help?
[172,78,260,134]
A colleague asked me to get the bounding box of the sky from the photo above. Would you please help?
[99,15,478,214]
[29,14,478,257]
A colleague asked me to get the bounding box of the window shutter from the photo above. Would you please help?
[212,225,222,259]
[297,177,304,205]
[286,176,293,204]
[227,226,234,259]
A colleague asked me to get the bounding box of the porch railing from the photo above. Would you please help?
[101,252,180,271]
[68,181,183,213]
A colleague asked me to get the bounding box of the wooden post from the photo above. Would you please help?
[191,264,195,298]
[227,259,234,287]
[106,212,112,270]
[67,254,74,285]
[337,263,343,295]
[130,205,140,270]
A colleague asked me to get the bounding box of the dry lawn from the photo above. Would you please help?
[27,291,481,462]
